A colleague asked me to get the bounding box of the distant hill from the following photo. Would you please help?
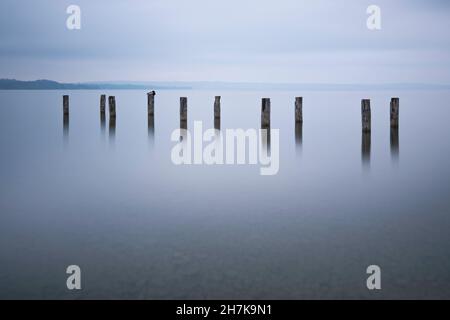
[0,79,191,90]
[0,79,95,89]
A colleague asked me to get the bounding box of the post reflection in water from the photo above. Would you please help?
[211,129,222,163]
[148,115,155,144]
[390,126,399,161]
[178,119,188,160]
[361,131,371,166]
[179,129,188,160]
[180,119,187,140]
[100,112,106,136]
[63,113,69,141]
[261,126,271,157]
[109,116,116,141]
[295,122,302,152]
[214,119,221,141]
[214,118,220,131]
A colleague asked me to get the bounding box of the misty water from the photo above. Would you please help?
[1,89,450,299]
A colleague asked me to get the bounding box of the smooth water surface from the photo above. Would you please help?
[1,90,450,299]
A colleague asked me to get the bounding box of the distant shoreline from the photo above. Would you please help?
[1,79,450,91]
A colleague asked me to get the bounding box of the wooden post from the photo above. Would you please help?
[147,91,156,117]
[100,95,106,133]
[261,98,271,129]
[108,96,116,118]
[261,98,271,155]
[180,97,187,130]
[390,97,399,128]
[214,96,221,119]
[295,97,303,123]
[62,95,69,138]
[214,96,221,130]
[63,95,69,115]
[361,99,371,132]
[100,95,106,114]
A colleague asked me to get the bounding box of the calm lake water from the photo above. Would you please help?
[1,89,450,299]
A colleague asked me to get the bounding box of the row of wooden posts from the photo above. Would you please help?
[62,94,400,130]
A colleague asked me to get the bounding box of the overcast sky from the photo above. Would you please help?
[1,0,450,83]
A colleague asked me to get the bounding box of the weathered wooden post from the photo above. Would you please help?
[63,95,69,115]
[214,96,221,119]
[62,95,69,139]
[295,97,303,123]
[100,95,106,133]
[108,96,116,140]
[100,94,106,114]
[108,96,116,118]
[390,97,399,128]
[260,98,271,155]
[361,99,371,132]
[147,91,156,117]
[214,96,221,130]
[361,99,371,165]
[295,97,303,152]
[261,98,271,129]
[180,97,187,130]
